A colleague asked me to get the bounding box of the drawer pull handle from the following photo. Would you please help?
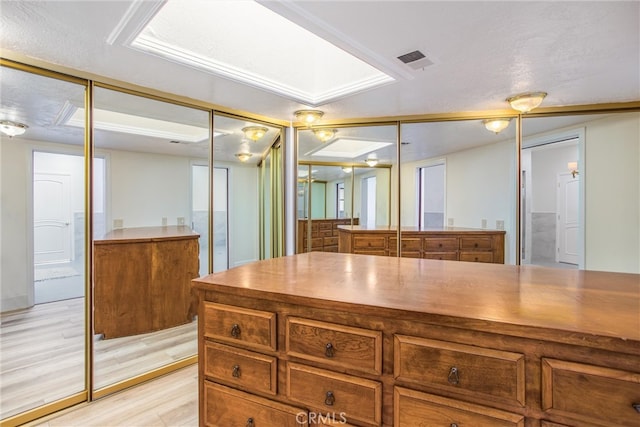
[246,417,254,427]
[325,342,335,358]
[474,243,478,247]
[232,364,241,378]
[448,367,460,385]
[451,424,459,427]
[325,391,335,406]
[633,403,640,413]
[231,324,241,338]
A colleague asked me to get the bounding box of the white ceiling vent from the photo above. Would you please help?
[397,50,434,70]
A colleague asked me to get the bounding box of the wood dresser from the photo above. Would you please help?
[297,219,359,253]
[193,252,640,427]
[338,226,506,263]
[94,225,200,338]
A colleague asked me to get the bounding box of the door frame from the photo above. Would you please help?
[521,127,585,269]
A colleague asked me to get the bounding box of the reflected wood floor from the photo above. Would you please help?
[31,364,198,427]
[1,298,197,420]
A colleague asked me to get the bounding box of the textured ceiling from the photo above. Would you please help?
[1,0,638,123]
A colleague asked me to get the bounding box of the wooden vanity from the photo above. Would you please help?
[193,252,640,427]
[338,225,505,263]
[94,225,200,338]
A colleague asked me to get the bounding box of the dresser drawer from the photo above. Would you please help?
[394,335,525,406]
[286,317,382,375]
[323,236,338,246]
[390,237,422,251]
[204,381,305,427]
[460,236,494,250]
[394,387,525,427]
[353,236,386,250]
[460,251,494,263]
[204,341,277,395]
[287,362,382,426]
[542,358,640,427]
[424,237,458,252]
[423,252,458,261]
[203,302,276,352]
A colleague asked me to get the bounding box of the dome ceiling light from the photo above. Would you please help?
[0,120,28,137]
[483,118,512,134]
[242,126,268,141]
[294,109,324,125]
[506,92,547,113]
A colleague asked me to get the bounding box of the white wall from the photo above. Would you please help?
[584,113,639,273]
[531,144,577,212]
[1,137,33,310]
[223,161,260,268]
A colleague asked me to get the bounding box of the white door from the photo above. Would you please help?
[34,173,72,265]
[557,173,579,264]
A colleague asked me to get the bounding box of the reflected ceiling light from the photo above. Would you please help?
[235,152,253,162]
[506,92,547,113]
[242,125,268,141]
[364,156,378,167]
[342,166,353,173]
[294,109,324,125]
[313,128,336,142]
[483,118,511,134]
[0,120,28,137]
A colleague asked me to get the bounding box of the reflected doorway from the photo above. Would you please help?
[33,152,105,304]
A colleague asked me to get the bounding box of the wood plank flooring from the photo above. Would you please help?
[1,298,197,421]
[30,364,198,427]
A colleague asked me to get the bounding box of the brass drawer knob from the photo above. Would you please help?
[231,324,241,338]
[246,417,254,427]
[325,391,335,406]
[325,342,335,358]
[448,366,460,385]
[232,364,241,378]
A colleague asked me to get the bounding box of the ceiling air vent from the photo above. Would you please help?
[397,50,434,70]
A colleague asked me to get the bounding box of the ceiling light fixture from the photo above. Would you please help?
[364,156,379,167]
[342,166,353,173]
[313,128,336,142]
[235,152,253,162]
[506,92,547,113]
[242,126,268,141]
[294,109,324,125]
[0,120,28,137]
[483,118,512,134]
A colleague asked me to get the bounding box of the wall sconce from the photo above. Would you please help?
[294,109,324,125]
[483,118,511,134]
[235,152,253,162]
[313,128,336,142]
[0,120,28,137]
[506,92,547,113]
[342,166,352,173]
[241,126,268,141]
[568,161,579,178]
[364,156,378,167]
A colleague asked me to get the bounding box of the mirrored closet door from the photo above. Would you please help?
[1,64,88,421]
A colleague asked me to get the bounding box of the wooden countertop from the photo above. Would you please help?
[193,252,640,349]
[336,225,505,234]
[96,225,200,244]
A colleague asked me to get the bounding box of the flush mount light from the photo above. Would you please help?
[313,128,336,142]
[235,152,253,162]
[364,156,379,167]
[483,118,512,134]
[294,109,324,125]
[506,92,547,113]
[0,120,28,137]
[342,166,353,173]
[242,126,268,141]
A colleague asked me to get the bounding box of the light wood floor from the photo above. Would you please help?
[30,364,198,427]
[1,298,197,420]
